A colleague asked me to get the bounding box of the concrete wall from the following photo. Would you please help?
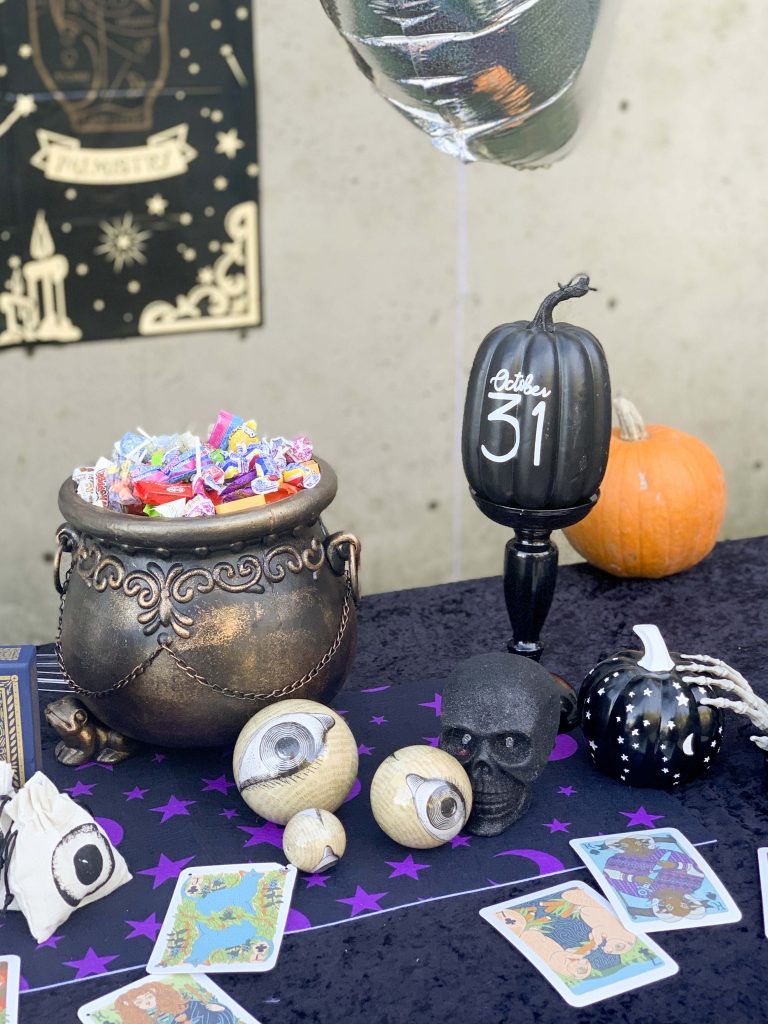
[2,0,767,643]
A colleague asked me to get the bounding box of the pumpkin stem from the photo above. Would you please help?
[634,624,675,672]
[614,396,650,441]
[530,273,595,332]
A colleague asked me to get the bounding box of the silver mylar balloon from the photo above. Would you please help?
[319,0,617,168]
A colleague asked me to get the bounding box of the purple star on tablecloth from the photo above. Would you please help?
[124,786,148,801]
[152,753,167,764]
[558,786,576,796]
[138,853,195,889]
[422,736,440,747]
[370,716,388,726]
[450,834,471,848]
[151,795,196,823]
[125,912,162,941]
[419,693,442,716]
[305,873,330,888]
[239,822,284,848]
[543,818,571,833]
[358,744,375,756]
[336,709,349,716]
[337,886,388,917]
[65,781,95,798]
[37,934,64,949]
[201,775,235,794]
[64,947,119,979]
[75,761,113,772]
[386,855,430,880]
[621,806,664,828]
[220,808,239,819]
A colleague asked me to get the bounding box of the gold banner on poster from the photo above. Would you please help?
[30,124,197,186]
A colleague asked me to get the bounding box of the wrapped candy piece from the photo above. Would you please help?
[250,475,281,495]
[215,494,267,516]
[288,436,313,463]
[152,498,188,519]
[208,410,244,450]
[3,772,131,941]
[265,482,299,503]
[134,479,195,506]
[184,495,216,518]
[282,465,306,485]
[228,419,260,452]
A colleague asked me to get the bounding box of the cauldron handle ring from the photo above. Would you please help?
[326,532,361,606]
[54,523,81,595]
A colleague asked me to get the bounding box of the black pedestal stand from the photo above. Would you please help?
[470,491,598,732]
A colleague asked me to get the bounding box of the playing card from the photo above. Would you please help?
[757,848,768,940]
[77,972,263,1024]
[0,954,20,1024]
[480,881,677,1008]
[147,863,296,974]
[571,828,741,932]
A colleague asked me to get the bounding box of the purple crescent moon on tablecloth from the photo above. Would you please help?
[548,734,578,761]
[286,908,312,932]
[494,849,565,875]
[344,778,362,803]
[95,817,124,847]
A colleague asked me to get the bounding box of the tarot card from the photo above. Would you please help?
[480,882,677,1008]
[571,828,741,932]
[758,848,768,940]
[147,862,297,974]
[77,972,262,1024]
[0,954,21,1024]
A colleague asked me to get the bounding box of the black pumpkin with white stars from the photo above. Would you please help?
[578,624,723,788]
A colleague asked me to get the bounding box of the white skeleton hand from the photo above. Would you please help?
[676,653,768,751]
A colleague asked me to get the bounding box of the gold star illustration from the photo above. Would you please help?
[215,128,245,160]
[146,194,168,216]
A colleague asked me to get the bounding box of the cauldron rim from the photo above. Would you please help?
[58,456,338,552]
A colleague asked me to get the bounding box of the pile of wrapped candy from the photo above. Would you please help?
[71,410,320,518]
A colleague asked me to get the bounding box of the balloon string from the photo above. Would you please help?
[452,160,469,581]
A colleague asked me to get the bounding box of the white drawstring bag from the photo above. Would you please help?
[2,771,131,942]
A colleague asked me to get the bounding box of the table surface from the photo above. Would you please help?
[19,535,768,1024]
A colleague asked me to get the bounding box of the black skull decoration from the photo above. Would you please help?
[439,652,561,836]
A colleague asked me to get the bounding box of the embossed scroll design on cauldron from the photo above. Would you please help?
[72,536,326,640]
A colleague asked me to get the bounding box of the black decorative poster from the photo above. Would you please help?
[0,0,260,347]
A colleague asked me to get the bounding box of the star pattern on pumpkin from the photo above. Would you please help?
[672,682,682,690]
[585,711,592,719]
[676,694,688,707]
[617,737,624,745]
[598,688,606,695]
[589,741,597,750]
[643,688,653,697]
[627,691,635,697]
[643,719,651,727]
[621,754,629,761]
[625,704,635,713]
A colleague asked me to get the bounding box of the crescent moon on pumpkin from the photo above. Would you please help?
[682,734,695,756]
[494,848,565,875]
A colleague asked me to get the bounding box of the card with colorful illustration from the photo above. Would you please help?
[480,881,677,1007]
[0,954,20,1024]
[77,972,262,1024]
[758,848,768,940]
[147,862,297,974]
[571,828,741,932]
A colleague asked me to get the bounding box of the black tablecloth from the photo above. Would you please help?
[19,536,768,1023]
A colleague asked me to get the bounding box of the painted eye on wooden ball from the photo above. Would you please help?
[238,712,335,788]
[51,823,116,907]
[578,624,723,788]
[406,774,467,841]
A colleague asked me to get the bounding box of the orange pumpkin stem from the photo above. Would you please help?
[614,396,649,442]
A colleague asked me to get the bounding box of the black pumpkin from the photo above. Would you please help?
[462,274,611,510]
[579,624,723,788]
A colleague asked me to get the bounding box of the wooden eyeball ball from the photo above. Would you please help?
[233,699,358,825]
[370,745,473,849]
[283,808,347,873]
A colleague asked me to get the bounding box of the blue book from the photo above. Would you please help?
[0,645,41,788]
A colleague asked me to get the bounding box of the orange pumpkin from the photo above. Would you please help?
[563,396,726,578]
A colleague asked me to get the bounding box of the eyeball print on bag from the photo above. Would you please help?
[4,772,131,942]
[52,822,116,907]
[370,746,473,849]
[233,699,359,825]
